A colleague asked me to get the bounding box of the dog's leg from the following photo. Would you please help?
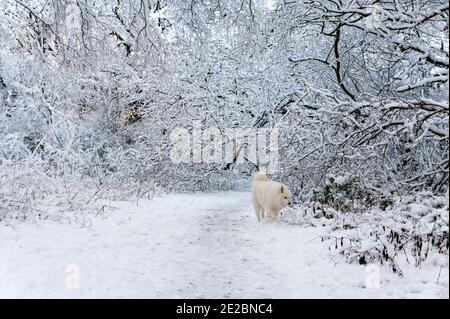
[252,201,263,221]
[266,208,279,223]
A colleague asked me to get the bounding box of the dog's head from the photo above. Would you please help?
[278,185,293,208]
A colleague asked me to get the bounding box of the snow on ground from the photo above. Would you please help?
[0,192,448,298]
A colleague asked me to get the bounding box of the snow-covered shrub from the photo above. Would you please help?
[324,192,449,276]
[282,191,448,275]
[311,174,378,213]
[0,161,110,225]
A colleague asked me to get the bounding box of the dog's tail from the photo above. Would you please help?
[253,172,268,182]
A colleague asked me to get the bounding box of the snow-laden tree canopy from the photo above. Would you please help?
[0,0,448,201]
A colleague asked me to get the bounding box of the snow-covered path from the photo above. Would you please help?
[0,192,448,298]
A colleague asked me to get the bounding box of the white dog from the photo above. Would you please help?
[252,172,293,221]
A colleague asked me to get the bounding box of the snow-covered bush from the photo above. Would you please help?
[330,192,448,276]
[312,174,378,213]
[283,191,449,276]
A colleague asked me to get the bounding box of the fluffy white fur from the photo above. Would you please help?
[251,172,293,221]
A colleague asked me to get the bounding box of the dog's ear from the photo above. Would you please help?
[280,186,284,194]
